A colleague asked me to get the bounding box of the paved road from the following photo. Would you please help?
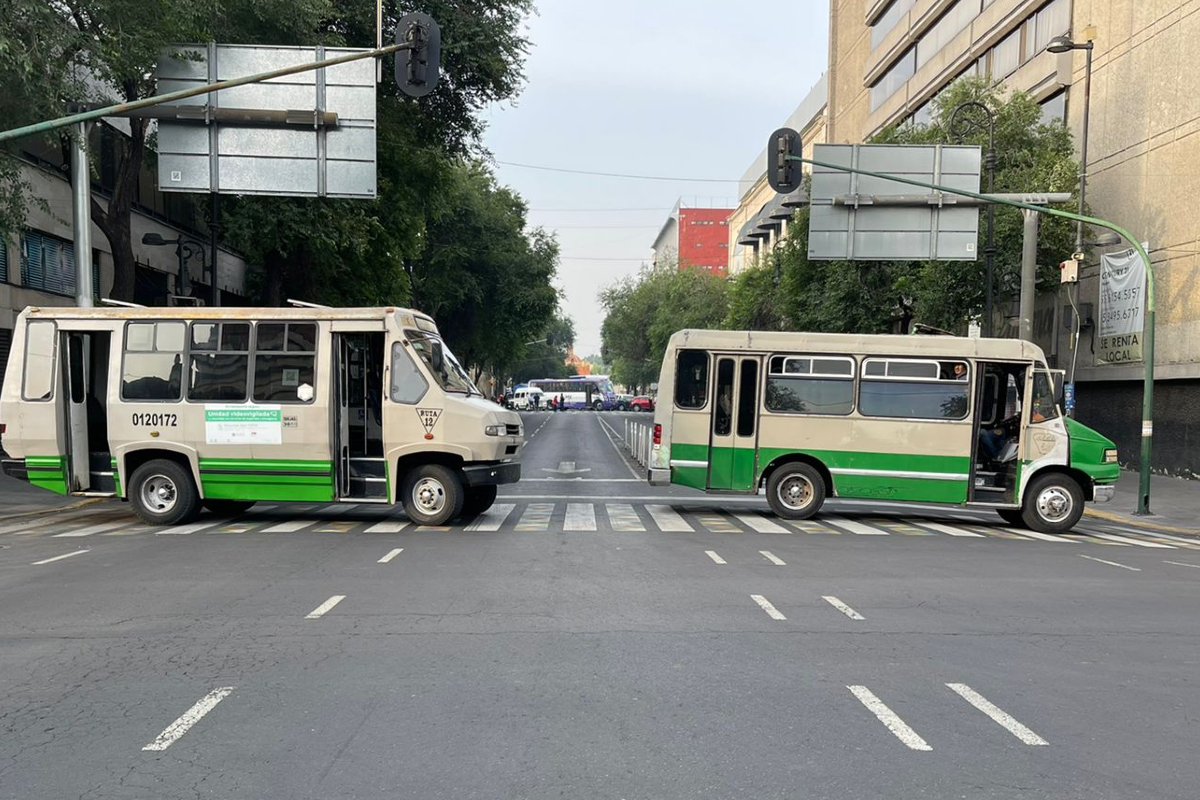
[1,410,1198,798]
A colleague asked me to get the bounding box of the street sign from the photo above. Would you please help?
[807,143,981,261]
[1097,242,1149,365]
[156,43,377,198]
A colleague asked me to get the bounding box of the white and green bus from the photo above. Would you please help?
[0,305,524,526]
[647,330,1119,533]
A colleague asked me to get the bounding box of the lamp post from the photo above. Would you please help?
[948,100,997,336]
[142,232,206,302]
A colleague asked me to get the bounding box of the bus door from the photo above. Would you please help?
[333,331,387,501]
[707,355,761,491]
[61,330,113,494]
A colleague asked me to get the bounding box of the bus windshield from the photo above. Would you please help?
[404,330,479,395]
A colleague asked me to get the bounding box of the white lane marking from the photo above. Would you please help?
[705,550,727,565]
[945,683,1049,745]
[32,550,90,565]
[153,520,222,535]
[606,503,645,532]
[1013,529,1079,543]
[305,595,346,619]
[1120,530,1200,546]
[596,415,643,480]
[826,516,890,536]
[917,521,986,538]
[51,520,131,538]
[142,687,235,751]
[750,594,786,620]
[847,685,931,751]
[564,503,597,531]
[377,548,404,564]
[646,504,693,532]
[822,595,864,620]
[760,550,786,565]
[1085,532,1174,549]
[262,519,318,533]
[464,503,516,532]
[1163,560,1200,569]
[735,513,789,533]
[364,518,410,534]
[1077,534,1130,546]
[1079,554,1140,571]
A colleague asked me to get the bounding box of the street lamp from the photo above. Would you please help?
[141,232,206,302]
[948,100,997,336]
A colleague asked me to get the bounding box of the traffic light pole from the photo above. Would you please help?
[786,153,1156,516]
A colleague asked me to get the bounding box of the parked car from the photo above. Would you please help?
[614,394,633,411]
[630,396,655,412]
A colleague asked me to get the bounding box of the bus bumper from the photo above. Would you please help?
[462,461,521,487]
[1092,483,1115,504]
[0,445,26,482]
[648,467,671,486]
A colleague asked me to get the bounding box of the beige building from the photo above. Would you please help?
[727,74,829,276]
[825,0,1200,475]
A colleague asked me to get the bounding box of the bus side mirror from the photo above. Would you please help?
[431,341,444,373]
[1050,369,1065,406]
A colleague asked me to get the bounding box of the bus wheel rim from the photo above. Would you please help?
[1036,485,1073,522]
[142,474,178,513]
[778,474,813,510]
[413,477,446,515]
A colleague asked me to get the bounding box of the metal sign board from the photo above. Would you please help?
[156,44,376,198]
[808,143,981,261]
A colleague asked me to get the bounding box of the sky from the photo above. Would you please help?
[481,0,830,358]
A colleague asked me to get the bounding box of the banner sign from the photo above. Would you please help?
[205,405,282,445]
[1097,243,1147,364]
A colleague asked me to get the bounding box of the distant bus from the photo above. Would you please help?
[529,375,617,410]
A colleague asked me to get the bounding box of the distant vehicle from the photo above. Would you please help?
[529,375,617,410]
[509,386,544,410]
[648,329,1119,533]
[630,396,655,412]
[614,394,633,411]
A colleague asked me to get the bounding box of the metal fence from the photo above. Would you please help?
[624,419,653,468]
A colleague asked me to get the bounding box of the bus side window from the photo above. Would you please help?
[390,342,428,405]
[675,350,708,409]
[254,323,316,403]
[22,321,56,401]
[188,322,250,402]
[121,321,184,402]
[1030,372,1060,422]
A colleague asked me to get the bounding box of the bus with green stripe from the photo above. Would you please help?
[647,330,1119,533]
[0,305,524,526]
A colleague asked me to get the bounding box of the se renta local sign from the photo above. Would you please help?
[1097,243,1148,365]
[205,405,283,445]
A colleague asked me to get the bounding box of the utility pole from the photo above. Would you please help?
[70,122,94,307]
[1018,210,1039,341]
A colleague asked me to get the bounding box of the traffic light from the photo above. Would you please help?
[767,127,803,193]
[395,12,441,98]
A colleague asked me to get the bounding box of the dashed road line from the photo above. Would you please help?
[705,550,727,565]
[1080,554,1140,571]
[377,548,404,564]
[32,549,89,565]
[822,595,864,620]
[945,683,1048,745]
[760,550,786,565]
[305,595,346,619]
[750,594,786,620]
[1163,560,1200,569]
[848,685,931,751]
[142,687,235,751]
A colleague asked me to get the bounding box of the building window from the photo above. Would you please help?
[122,321,185,401]
[916,0,981,70]
[0,240,7,283]
[254,322,316,403]
[871,0,917,50]
[188,321,250,401]
[1031,0,1070,55]
[870,47,916,111]
[21,230,75,296]
[1039,91,1066,124]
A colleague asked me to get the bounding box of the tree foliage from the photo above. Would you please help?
[509,314,577,384]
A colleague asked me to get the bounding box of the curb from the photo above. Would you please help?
[0,497,106,523]
[1083,507,1200,536]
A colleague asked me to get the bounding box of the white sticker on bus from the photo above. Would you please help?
[205,405,283,445]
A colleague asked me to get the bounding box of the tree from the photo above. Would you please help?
[509,314,577,384]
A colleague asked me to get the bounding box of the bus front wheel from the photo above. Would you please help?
[460,485,498,520]
[129,459,201,526]
[402,464,464,526]
[593,400,604,411]
[1020,473,1084,533]
[767,463,826,520]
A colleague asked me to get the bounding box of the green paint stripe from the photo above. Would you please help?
[198,459,332,473]
[27,456,65,468]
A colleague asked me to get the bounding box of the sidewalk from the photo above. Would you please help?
[0,472,100,521]
[1084,469,1200,534]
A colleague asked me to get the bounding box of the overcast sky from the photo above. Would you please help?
[482,0,830,358]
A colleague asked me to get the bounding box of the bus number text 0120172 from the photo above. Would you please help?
[131,412,178,427]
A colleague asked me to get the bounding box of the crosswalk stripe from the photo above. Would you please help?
[564,503,597,531]
[914,521,985,538]
[9,511,118,535]
[734,512,789,533]
[826,516,890,536]
[52,520,136,538]
[606,503,645,532]
[364,516,411,533]
[1085,532,1174,549]
[261,518,319,533]
[1114,530,1200,549]
[315,521,357,534]
[869,518,935,535]
[464,503,516,532]
[696,513,741,533]
[790,519,839,533]
[1076,534,1130,546]
[515,503,554,531]
[646,504,693,532]
[154,520,224,535]
[1011,529,1079,543]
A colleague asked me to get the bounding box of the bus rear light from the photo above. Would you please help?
[653,424,661,445]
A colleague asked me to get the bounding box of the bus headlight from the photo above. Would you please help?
[484,424,505,437]
[1103,448,1118,463]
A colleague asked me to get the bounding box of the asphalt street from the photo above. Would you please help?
[0,410,1198,798]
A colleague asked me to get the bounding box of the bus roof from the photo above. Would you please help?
[18,305,436,326]
[666,329,1047,362]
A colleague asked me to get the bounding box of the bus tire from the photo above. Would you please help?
[996,509,1026,528]
[593,400,604,411]
[1020,473,1084,533]
[402,464,464,526]
[203,499,256,517]
[766,462,826,520]
[129,459,201,526]
[460,485,498,520]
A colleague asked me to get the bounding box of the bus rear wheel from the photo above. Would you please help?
[402,464,464,526]
[203,499,257,517]
[460,485,498,520]
[593,400,604,411]
[129,459,201,526]
[767,463,826,520]
[1020,473,1084,533]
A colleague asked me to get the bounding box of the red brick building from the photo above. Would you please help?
[651,203,734,276]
